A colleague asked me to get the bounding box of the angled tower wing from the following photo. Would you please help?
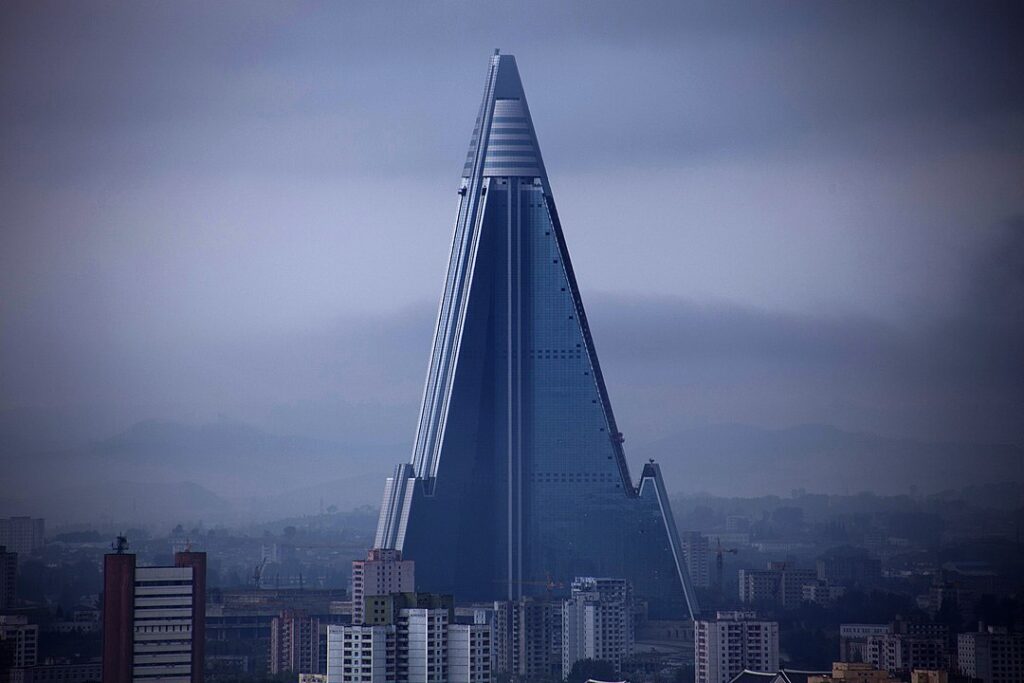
[374,51,699,619]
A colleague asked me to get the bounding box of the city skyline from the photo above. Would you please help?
[2,4,1023,682]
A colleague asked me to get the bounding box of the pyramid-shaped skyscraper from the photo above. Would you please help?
[375,51,699,619]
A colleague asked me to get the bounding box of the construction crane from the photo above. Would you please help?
[253,557,267,589]
[715,538,738,597]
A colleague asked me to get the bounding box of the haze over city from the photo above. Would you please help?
[3,2,1023,526]
[3,4,1024,683]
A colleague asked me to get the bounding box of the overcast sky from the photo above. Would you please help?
[1,1,1022,448]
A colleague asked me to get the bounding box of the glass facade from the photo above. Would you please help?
[374,52,699,619]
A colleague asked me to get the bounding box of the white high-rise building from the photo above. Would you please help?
[402,608,449,683]
[327,624,397,683]
[352,549,415,625]
[695,611,778,683]
[561,577,634,679]
[448,624,492,683]
[327,604,491,683]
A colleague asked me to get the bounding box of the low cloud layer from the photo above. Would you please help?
[4,218,1020,448]
[1,2,1022,464]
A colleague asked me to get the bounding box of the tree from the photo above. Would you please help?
[565,658,618,683]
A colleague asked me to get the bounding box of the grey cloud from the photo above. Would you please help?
[965,217,1024,319]
[3,2,1022,183]
[7,234,1019,448]
[1,1,1023,464]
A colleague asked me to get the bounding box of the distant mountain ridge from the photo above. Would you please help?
[99,418,291,452]
[633,422,1024,498]
[2,417,1022,526]
[1,417,403,524]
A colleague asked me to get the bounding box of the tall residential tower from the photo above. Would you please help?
[102,545,206,683]
[374,51,698,619]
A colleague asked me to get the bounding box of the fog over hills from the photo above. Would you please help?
[2,415,1021,527]
[0,416,400,525]
[1,3,1023,540]
[635,423,1024,499]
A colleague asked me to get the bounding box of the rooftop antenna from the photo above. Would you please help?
[112,534,129,554]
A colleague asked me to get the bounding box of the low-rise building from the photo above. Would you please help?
[924,581,980,623]
[0,518,44,557]
[802,581,845,606]
[840,620,951,676]
[806,661,901,683]
[867,627,950,676]
[0,615,39,667]
[839,624,889,663]
[728,668,825,683]
[8,661,101,683]
[816,548,882,588]
[0,545,16,609]
[739,563,819,609]
[957,625,1024,683]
